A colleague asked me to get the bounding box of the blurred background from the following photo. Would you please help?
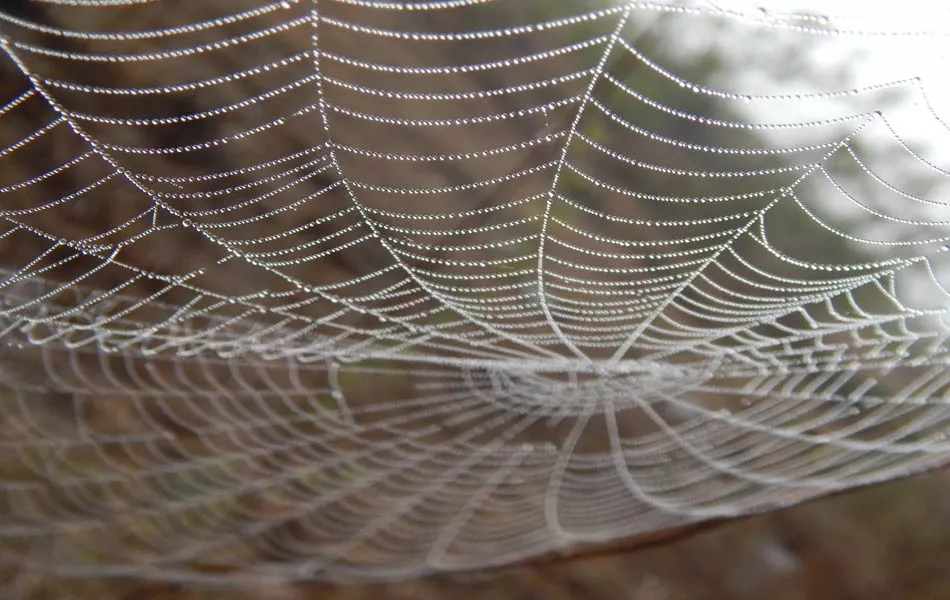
[2,0,950,598]
[12,468,950,599]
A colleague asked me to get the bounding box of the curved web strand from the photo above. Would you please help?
[0,0,949,585]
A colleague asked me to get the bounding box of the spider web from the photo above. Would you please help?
[1,0,950,584]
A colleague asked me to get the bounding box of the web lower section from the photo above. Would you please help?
[1,0,950,584]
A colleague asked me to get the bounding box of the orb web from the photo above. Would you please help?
[1,0,950,584]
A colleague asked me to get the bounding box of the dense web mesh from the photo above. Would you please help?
[1,0,950,584]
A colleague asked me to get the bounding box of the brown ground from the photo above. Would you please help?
[7,467,950,599]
